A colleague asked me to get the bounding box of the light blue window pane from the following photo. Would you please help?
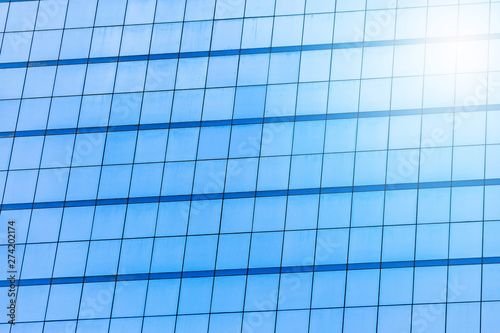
[448,265,481,302]
[171,89,204,122]
[27,208,62,243]
[17,98,50,131]
[192,159,227,195]
[416,224,449,260]
[211,276,246,312]
[238,54,270,87]
[233,86,266,119]
[324,119,356,153]
[296,82,329,115]
[449,222,482,258]
[318,193,351,228]
[206,56,238,88]
[257,156,290,191]
[282,230,315,266]
[261,121,294,155]
[109,92,142,126]
[278,273,312,310]
[379,268,413,305]
[140,91,173,124]
[452,145,485,181]
[212,19,242,50]
[413,266,448,303]
[125,0,156,25]
[176,315,209,333]
[145,59,177,91]
[53,242,88,278]
[30,30,62,61]
[387,149,420,184]
[98,164,132,199]
[185,0,216,21]
[181,21,213,52]
[103,131,137,165]
[109,318,143,333]
[155,0,186,23]
[220,198,254,233]
[92,204,126,239]
[348,227,382,263]
[35,168,69,202]
[417,188,450,223]
[392,76,424,109]
[79,282,114,319]
[244,274,279,311]
[483,264,500,301]
[0,32,33,63]
[46,284,82,321]
[303,14,334,45]
[285,194,319,230]
[3,170,38,204]
[229,124,262,158]
[118,238,153,274]
[334,11,365,43]
[145,279,180,316]
[311,271,346,308]
[37,0,69,30]
[176,57,208,89]
[79,94,112,127]
[315,228,348,265]
[197,126,230,159]
[215,233,250,269]
[114,61,147,93]
[84,63,118,95]
[268,52,300,84]
[482,301,500,331]
[357,117,389,151]
[178,277,213,314]
[124,203,157,238]
[161,161,195,196]
[143,317,175,333]
[188,199,222,235]
[328,80,360,113]
[343,307,377,333]
[85,241,121,276]
[121,25,152,56]
[354,151,387,186]
[16,286,49,323]
[157,201,190,236]
[249,232,283,268]
[378,305,411,333]
[5,2,37,31]
[446,303,480,333]
[384,189,417,225]
[23,66,56,98]
[134,129,168,163]
[0,100,19,132]
[208,313,242,333]
[22,243,56,279]
[129,163,163,197]
[253,196,286,232]
[290,154,322,189]
[150,23,182,53]
[111,281,147,317]
[48,96,80,129]
[0,68,26,100]
[382,225,415,262]
[362,46,394,79]
[10,136,43,170]
[65,0,98,28]
[310,309,343,333]
[451,186,484,222]
[60,28,92,59]
[151,236,185,272]
[272,15,303,47]
[293,121,325,154]
[183,235,218,271]
[76,319,109,333]
[351,191,384,227]
[484,221,500,257]
[300,51,331,83]
[276,310,309,333]
[346,269,380,306]
[90,26,123,58]
[60,206,94,241]
[95,0,127,26]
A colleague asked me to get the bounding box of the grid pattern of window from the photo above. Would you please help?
[1,0,500,332]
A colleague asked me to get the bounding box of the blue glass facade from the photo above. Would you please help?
[1,0,500,331]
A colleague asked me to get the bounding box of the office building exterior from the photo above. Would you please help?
[0,0,499,332]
